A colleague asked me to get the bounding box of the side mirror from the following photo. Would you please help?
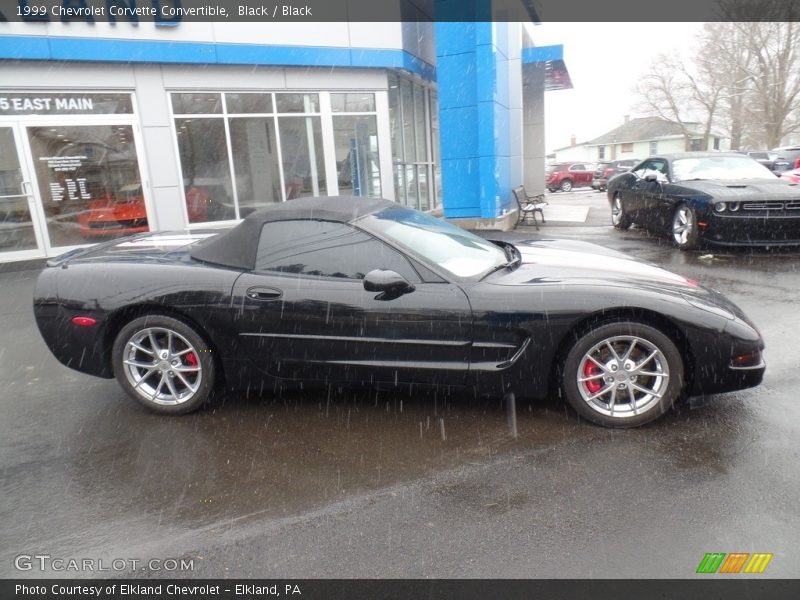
[644,174,661,183]
[363,269,415,296]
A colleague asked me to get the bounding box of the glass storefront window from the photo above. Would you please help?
[333,115,381,197]
[171,93,223,115]
[229,118,282,216]
[417,165,429,212]
[388,75,439,209]
[275,93,319,113]
[27,124,147,247]
[175,118,235,223]
[331,93,376,113]
[0,127,36,253]
[400,80,415,163]
[278,116,326,199]
[405,164,417,210]
[225,93,273,114]
[430,92,442,206]
[414,85,428,161]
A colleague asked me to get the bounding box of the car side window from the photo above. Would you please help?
[633,159,669,182]
[569,163,584,171]
[256,220,420,282]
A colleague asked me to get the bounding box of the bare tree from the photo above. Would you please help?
[733,22,800,148]
[634,54,696,150]
[695,23,755,150]
[635,21,800,150]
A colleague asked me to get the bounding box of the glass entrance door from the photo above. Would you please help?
[0,125,43,259]
[25,123,149,250]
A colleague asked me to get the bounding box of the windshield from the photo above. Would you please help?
[361,207,506,278]
[672,156,776,182]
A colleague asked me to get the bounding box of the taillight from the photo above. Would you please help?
[605,168,614,177]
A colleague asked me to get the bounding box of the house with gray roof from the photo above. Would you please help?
[552,116,728,163]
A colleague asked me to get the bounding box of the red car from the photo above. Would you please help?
[546,162,596,192]
[780,168,800,184]
[78,185,149,239]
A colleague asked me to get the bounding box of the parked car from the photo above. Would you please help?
[547,162,595,192]
[744,151,789,173]
[592,159,640,192]
[607,152,800,250]
[770,146,800,172]
[34,196,765,428]
[779,168,800,184]
[78,186,150,239]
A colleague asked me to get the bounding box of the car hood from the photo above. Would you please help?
[489,238,749,314]
[677,178,800,200]
[491,238,691,288]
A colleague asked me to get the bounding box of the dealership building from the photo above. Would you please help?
[0,8,571,263]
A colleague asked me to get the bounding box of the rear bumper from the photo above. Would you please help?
[33,268,114,378]
[592,178,609,189]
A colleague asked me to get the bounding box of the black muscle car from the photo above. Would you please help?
[33,196,765,428]
[607,152,800,249]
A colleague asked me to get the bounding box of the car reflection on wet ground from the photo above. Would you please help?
[1,212,798,578]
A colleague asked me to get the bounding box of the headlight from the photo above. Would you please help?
[713,202,727,213]
[728,202,740,212]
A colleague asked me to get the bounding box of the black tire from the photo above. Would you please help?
[559,179,573,192]
[671,204,701,250]
[112,314,216,415]
[561,321,684,428]
[611,194,632,230]
[547,188,557,193]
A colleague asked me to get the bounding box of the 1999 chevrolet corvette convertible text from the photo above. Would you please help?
[33,197,765,427]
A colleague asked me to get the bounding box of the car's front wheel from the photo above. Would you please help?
[112,314,216,415]
[611,194,632,229]
[672,204,700,250]
[562,322,684,427]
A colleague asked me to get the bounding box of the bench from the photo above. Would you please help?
[512,185,547,230]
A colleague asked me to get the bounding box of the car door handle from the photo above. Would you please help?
[246,286,282,300]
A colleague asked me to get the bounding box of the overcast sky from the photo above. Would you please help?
[532,22,703,153]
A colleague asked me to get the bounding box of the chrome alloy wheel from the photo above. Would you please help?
[672,206,694,246]
[611,196,623,226]
[576,335,670,419]
[122,327,202,406]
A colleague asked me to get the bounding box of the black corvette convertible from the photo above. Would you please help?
[34,196,765,427]
[607,152,800,249]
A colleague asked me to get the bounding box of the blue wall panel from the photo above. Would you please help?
[436,17,515,220]
[0,35,436,81]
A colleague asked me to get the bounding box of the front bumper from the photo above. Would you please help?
[701,212,800,246]
[688,315,765,396]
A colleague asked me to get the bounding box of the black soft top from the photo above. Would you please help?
[190,196,396,269]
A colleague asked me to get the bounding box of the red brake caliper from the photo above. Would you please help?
[185,352,198,368]
[583,360,602,394]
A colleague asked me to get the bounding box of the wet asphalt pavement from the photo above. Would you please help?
[1,191,799,578]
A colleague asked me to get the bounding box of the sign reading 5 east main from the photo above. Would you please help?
[0,93,133,116]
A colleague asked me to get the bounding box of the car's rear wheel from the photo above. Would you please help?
[672,204,700,250]
[611,194,632,230]
[112,315,216,415]
[559,179,573,192]
[562,322,683,428]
